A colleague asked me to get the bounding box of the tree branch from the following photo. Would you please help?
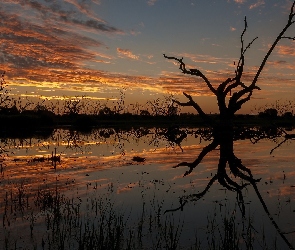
[173,139,219,176]
[251,0,295,89]
[281,36,295,40]
[251,180,295,250]
[163,54,217,95]
[164,174,218,213]
[224,17,258,98]
[173,92,214,124]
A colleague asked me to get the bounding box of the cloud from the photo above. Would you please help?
[249,0,265,9]
[64,0,101,16]
[176,52,233,66]
[0,0,125,89]
[234,0,247,3]
[276,44,295,57]
[158,73,214,96]
[0,11,104,69]
[1,0,122,34]
[70,18,121,33]
[0,0,292,106]
[117,48,140,60]
[147,0,157,6]
[267,60,287,66]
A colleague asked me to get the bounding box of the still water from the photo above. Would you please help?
[0,127,294,249]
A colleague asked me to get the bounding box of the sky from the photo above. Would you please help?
[0,0,295,114]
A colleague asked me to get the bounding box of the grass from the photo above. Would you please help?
[0,178,290,250]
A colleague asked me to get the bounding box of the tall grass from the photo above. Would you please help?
[0,179,287,250]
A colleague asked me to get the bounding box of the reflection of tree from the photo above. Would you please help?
[149,127,187,151]
[167,126,294,249]
[270,128,295,154]
[64,130,84,152]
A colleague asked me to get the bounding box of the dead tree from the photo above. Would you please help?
[163,0,295,196]
[163,1,295,177]
[164,4,295,249]
[164,1,295,128]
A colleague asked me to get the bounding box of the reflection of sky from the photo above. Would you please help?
[0,128,295,247]
[1,1,295,113]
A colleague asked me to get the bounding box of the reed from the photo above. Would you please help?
[0,179,286,250]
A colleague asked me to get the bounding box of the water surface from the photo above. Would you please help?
[0,127,294,249]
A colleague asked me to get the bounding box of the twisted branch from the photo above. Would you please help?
[163,54,217,95]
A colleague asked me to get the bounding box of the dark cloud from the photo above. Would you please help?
[72,19,121,33]
[2,0,122,33]
[0,10,103,75]
[0,0,123,83]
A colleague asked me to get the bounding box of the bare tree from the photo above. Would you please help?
[164,1,295,128]
[164,4,295,249]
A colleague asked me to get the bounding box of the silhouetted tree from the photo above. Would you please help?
[164,4,295,249]
[258,108,278,118]
[164,2,295,128]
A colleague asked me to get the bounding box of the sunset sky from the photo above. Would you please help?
[1,0,295,114]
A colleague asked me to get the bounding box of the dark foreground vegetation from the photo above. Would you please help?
[0,99,294,134]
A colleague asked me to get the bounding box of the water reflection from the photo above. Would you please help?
[166,125,295,249]
[0,126,294,249]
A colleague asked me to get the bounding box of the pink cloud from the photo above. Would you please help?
[117,48,140,60]
[249,0,265,9]
[276,44,295,57]
[147,0,157,6]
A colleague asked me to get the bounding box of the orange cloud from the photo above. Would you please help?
[249,0,265,9]
[175,52,233,66]
[117,48,140,60]
[0,0,293,110]
[0,1,126,93]
[276,44,295,57]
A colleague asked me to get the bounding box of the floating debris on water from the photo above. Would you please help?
[132,156,145,162]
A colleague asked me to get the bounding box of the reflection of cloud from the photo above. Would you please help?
[117,48,140,60]
[117,182,139,194]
